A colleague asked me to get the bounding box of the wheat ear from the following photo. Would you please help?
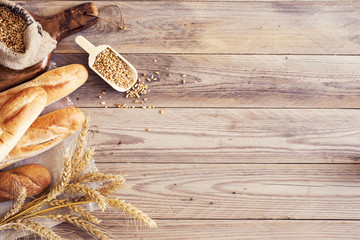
[66,183,107,211]
[2,187,27,221]
[50,200,101,224]
[16,219,64,240]
[71,119,90,178]
[0,223,20,231]
[45,150,72,202]
[46,214,109,240]
[72,172,125,184]
[98,177,126,197]
[106,198,157,228]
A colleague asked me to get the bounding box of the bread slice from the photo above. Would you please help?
[0,87,47,163]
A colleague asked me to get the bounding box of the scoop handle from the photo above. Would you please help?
[75,36,96,54]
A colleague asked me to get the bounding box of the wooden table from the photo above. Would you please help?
[24,0,360,239]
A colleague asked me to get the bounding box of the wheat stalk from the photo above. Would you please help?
[106,198,157,228]
[50,199,101,224]
[2,187,26,221]
[66,183,107,212]
[0,119,156,239]
[46,214,109,240]
[0,223,19,231]
[71,119,90,178]
[73,172,125,184]
[45,150,72,202]
[98,178,126,196]
[16,219,64,240]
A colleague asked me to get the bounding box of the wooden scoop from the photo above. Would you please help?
[0,3,100,92]
[75,36,137,92]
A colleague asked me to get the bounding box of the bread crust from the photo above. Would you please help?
[6,107,85,164]
[0,164,51,202]
[0,64,88,107]
[0,87,47,163]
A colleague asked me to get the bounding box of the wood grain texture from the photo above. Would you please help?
[30,0,352,1]
[33,220,360,240]
[18,1,360,54]
[53,53,360,108]
[82,108,360,163]
[90,163,360,219]
[13,1,360,239]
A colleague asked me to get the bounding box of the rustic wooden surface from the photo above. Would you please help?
[19,0,360,239]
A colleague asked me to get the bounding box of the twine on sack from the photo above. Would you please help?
[84,5,128,31]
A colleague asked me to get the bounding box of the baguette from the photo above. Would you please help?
[2,107,85,168]
[0,87,47,163]
[0,164,51,202]
[0,64,88,108]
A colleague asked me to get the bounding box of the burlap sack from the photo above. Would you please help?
[0,0,57,70]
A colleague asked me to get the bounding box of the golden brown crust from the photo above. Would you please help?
[7,107,85,163]
[0,64,88,107]
[0,164,51,202]
[0,87,47,163]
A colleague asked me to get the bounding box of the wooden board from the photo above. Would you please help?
[53,53,360,108]
[31,220,360,240]
[13,0,360,239]
[79,108,360,164]
[19,1,360,54]
[91,163,360,220]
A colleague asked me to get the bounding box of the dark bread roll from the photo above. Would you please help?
[0,164,51,202]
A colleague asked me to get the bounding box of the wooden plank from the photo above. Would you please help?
[26,220,360,240]
[27,0,352,1]
[54,53,360,108]
[90,163,360,220]
[19,1,360,54]
[80,108,360,163]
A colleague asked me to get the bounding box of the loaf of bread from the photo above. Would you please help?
[1,107,85,169]
[0,87,47,162]
[0,164,51,202]
[0,64,88,108]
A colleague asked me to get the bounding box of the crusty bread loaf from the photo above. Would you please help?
[0,164,51,202]
[0,87,47,163]
[4,107,85,167]
[0,64,88,108]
